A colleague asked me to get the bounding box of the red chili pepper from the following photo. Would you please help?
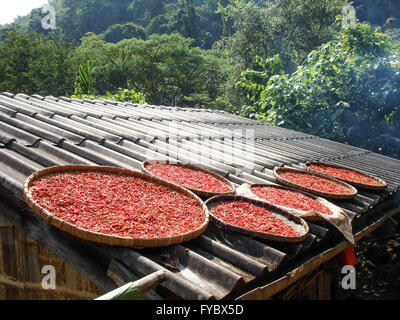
[279,171,353,195]
[251,186,332,215]
[308,164,383,187]
[31,172,205,238]
[210,200,301,237]
[146,164,232,193]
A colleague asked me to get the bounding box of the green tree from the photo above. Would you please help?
[73,33,127,91]
[197,0,224,49]
[236,23,400,159]
[213,0,348,119]
[58,0,133,40]
[218,0,347,71]
[74,33,229,107]
[27,8,51,35]
[125,33,228,106]
[127,0,170,27]
[168,0,205,46]
[0,28,75,96]
[145,15,170,36]
[104,23,146,43]
[4,0,228,50]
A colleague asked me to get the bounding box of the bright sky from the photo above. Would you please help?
[0,0,49,25]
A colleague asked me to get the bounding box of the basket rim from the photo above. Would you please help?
[204,194,310,243]
[303,162,388,191]
[141,159,236,198]
[273,167,358,200]
[23,165,210,248]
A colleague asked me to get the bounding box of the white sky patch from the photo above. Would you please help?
[0,0,49,25]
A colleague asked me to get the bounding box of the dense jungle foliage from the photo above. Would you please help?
[0,0,399,158]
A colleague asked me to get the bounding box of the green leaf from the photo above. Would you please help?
[96,282,142,301]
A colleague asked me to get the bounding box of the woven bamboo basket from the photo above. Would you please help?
[303,162,388,191]
[141,160,236,198]
[23,165,210,248]
[205,195,310,243]
[273,167,358,200]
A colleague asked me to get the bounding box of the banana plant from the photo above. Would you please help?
[78,60,96,95]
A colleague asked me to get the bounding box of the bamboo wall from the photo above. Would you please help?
[0,215,105,300]
[276,267,333,300]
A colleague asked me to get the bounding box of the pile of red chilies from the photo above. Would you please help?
[252,186,332,215]
[210,200,301,237]
[308,164,383,187]
[31,172,205,238]
[146,164,232,193]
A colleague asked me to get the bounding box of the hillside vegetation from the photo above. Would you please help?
[0,0,399,158]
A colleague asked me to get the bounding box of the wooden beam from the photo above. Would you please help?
[134,270,167,295]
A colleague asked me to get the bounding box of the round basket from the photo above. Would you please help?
[141,160,236,198]
[23,165,210,248]
[303,162,387,191]
[205,195,310,243]
[273,167,358,200]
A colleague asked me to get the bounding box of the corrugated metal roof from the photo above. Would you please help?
[0,92,400,300]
